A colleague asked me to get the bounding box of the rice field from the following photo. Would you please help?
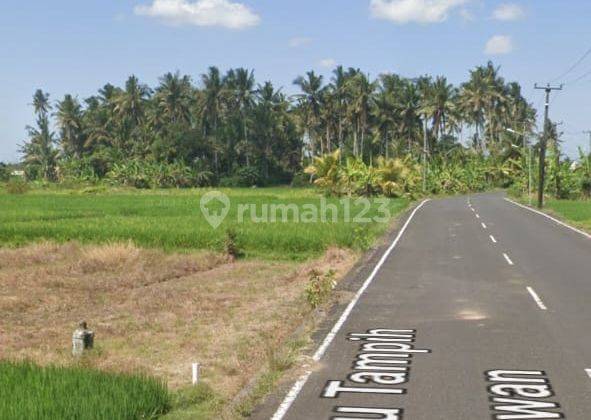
[0,361,170,420]
[542,199,591,232]
[0,187,408,260]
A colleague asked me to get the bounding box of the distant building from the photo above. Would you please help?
[11,170,25,177]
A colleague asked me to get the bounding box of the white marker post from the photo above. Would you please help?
[192,363,200,385]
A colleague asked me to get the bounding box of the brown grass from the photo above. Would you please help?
[0,242,356,400]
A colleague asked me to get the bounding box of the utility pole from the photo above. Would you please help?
[534,83,563,208]
[422,114,428,193]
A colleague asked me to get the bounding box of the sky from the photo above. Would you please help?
[1,0,591,162]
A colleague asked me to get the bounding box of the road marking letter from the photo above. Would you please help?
[333,406,403,420]
[486,370,564,419]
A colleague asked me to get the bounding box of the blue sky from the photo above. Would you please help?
[2,0,591,162]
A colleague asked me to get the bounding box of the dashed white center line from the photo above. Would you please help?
[503,253,514,265]
[481,222,487,229]
[526,286,548,310]
[585,369,591,379]
[489,235,497,243]
[476,214,480,218]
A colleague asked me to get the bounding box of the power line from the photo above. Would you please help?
[565,67,591,85]
[551,46,591,83]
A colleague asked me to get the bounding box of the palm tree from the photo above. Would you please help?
[114,75,150,126]
[424,76,456,141]
[201,67,225,173]
[397,81,422,155]
[56,94,84,158]
[293,71,324,157]
[22,90,58,181]
[154,72,193,126]
[331,66,349,160]
[459,68,488,151]
[226,68,256,166]
[346,73,375,159]
[32,89,51,116]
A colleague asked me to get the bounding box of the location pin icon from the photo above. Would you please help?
[200,191,230,229]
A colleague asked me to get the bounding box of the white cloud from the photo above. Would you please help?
[370,0,469,24]
[319,58,337,68]
[289,37,313,48]
[134,0,261,29]
[459,8,474,21]
[492,3,524,21]
[484,35,513,55]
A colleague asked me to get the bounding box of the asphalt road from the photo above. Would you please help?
[257,192,591,420]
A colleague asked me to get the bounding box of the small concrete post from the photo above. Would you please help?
[192,363,200,385]
[72,321,94,357]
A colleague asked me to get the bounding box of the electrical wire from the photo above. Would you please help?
[565,68,591,86]
[551,46,591,83]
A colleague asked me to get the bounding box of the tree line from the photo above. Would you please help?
[19,62,537,188]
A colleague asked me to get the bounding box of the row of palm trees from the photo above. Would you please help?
[296,62,536,162]
[21,62,536,184]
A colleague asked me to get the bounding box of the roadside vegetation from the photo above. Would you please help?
[534,199,591,232]
[0,361,170,420]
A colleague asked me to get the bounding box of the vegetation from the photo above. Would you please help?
[0,188,408,260]
[305,269,337,309]
[0,360,170,420]
[538,199,591,232]
[17,62,536,190]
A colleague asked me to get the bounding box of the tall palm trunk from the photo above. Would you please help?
[338,118,343,162]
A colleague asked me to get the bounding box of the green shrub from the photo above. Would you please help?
[224,229,244,259]
[5,178,29,194]
[218,176,241,188]
[305,269,336,309]
[0,163,9,181]
[235,167,262,187]
[0,360,170,419]
[290,171,311,188]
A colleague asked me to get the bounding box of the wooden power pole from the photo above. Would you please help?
[534,83,563,208]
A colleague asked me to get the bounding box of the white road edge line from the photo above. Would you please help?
[490,235,497,243]
[585,369,591,379]
[481,222,487,229]
[503,252,514,265]
[270,199,430,420]
[526,286,548,310]
[504,198,591,240]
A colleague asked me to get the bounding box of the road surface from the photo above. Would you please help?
[256,192,591,420]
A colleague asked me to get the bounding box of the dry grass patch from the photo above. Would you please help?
[0,242,356,404]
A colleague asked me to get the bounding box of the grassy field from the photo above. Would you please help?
[0,187,408,260]
[542,199,591,232]
[0,360,170,419]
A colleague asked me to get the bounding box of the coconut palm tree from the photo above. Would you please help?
[154,72,193,126]
[293,71,324,157]
[56,94,84,158]
[22,90,58,181]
